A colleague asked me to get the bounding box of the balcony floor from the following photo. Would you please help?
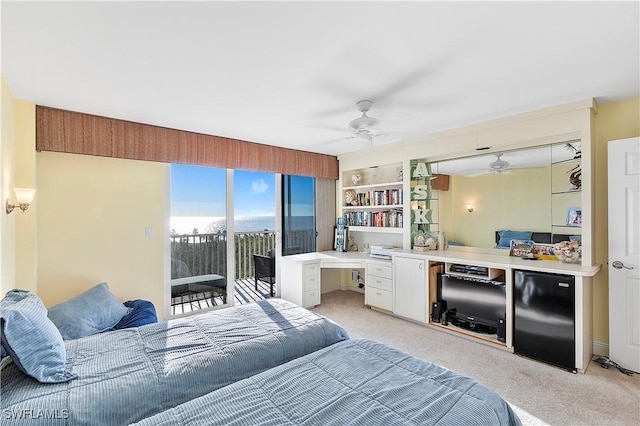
[171,277,273,315]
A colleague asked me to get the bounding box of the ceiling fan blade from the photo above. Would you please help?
[309,104,355,119]
[305,122,347,133]
[370,66,435,102]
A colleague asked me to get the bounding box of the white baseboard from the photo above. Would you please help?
[339,285,365,294]
[592,341,609,357]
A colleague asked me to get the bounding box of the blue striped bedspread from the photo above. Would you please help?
[133,338,521,426]
[0,299,349,425]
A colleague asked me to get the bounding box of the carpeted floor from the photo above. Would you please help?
[312,290,640,426]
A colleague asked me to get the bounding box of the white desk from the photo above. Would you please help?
[279,251,390,308]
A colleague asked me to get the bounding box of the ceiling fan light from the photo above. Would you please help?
[488,154,509,171]
[355,130,372,142]
[349,113,380,132]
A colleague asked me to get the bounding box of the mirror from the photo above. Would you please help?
[412,141,581,250]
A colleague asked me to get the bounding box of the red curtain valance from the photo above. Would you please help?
[35,106,339,179]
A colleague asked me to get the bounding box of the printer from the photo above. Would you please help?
[370,244,396,260]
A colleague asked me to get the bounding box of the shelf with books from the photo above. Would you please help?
[343,204,403,211]
[343,187,403,209]
[340,163,406,244]
[348,226,403,234]
[343,209,404,229]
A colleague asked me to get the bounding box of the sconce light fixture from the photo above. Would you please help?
[466,204,474,213]
[6,188,36,214]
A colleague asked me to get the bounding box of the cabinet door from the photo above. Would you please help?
[393,256,427,323]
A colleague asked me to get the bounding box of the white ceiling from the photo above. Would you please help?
[2,1,638,157]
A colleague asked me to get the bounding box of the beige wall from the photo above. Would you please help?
[446,167,551,247]
[1,75,37,295]
[36,152,167,315]
[15,101,37,293]
[592,97,640,345]
[1,75,17,295]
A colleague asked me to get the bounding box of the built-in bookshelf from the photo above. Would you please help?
[342,163,404,233]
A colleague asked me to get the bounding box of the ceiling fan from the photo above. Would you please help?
[488,154,510,173]
[464,154,512,177]
[347,100,384,144]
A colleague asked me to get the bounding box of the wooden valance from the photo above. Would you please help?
[35,106,339,179]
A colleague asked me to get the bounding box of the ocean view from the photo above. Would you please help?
[170,215,314,235]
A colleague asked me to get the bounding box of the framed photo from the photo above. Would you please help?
[566,207,582,227]
[333,226,349,251]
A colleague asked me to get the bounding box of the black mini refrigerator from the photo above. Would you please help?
[513,270,576,372]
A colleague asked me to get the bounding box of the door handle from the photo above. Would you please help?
[612,261,634,270]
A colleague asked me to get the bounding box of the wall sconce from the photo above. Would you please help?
[466,204,474,213]
[6,188,36,214]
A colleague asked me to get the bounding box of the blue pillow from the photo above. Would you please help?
[47,283,129,340]
[0,290,76,383]
[497,230,533,248]
[109,299,158,331]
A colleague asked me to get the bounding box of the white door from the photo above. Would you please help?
[393,256,427,323]
[608,137,640,372]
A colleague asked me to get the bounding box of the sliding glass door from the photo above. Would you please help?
[169,167,316,316]
[233,170,277,302]
[169,165,228,315]
[282,175,316,256]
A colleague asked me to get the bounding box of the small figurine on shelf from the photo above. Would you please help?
[413,230,428,252]
[554,240,581,263]
[351,174,362,186]
[568,165,582,190]
[397,168,403,181]
[344,190,356,206]
[348,236,358,252]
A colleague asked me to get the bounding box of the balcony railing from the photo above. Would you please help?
[170,229,315,280]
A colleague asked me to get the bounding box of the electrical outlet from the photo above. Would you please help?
[351,270,359,282]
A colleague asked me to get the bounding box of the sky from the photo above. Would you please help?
[170,164,315,218]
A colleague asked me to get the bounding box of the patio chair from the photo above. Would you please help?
[253,248,275,297]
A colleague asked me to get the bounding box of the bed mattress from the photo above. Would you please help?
[0,299,349,425]
[133,338,521,426]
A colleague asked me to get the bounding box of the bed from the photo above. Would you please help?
[133,338,521,426]
[0,298,349,425]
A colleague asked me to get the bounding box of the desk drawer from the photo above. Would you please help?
[367,288,392,311]
[367,263,392,280]
[366,274,393,292]
[303,274,320,291]
[322,261,364,269]
[303,289,320,308]
[303,262,320,277]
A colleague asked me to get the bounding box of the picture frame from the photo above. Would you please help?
[333,226,349,251]
[566,207,582,227]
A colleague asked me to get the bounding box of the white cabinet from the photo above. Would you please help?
[280,260,321,308]
[393,256,427,323]
[365,261,393,311]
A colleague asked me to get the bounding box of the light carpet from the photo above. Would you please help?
[312,290,640,426]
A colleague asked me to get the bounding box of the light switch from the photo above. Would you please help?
[145,227,153,238]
